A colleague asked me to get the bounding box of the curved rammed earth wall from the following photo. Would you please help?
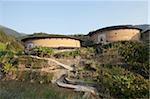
[90,29,140,43]
[105,29,140,42]
[24,38,81,48]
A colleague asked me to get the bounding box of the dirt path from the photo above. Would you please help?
[29,55,74,71]
[29,55,101,99]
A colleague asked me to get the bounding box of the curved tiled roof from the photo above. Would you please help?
[141,27,150,34]
[88,25,142,36]
[21,34,81,42]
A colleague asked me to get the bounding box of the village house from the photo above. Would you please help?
[88,25,142,45]
[21,35,81,49]
[140,28,150,42]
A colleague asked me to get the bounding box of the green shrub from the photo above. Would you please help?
[19,56,48,69]
[102,41,149,78]
[0,51,15,64]
[108,41,149,64]
[2,63,17,74]
[54,50,80,58]
[95,66,149,98]
[83,60,97,71]
[16,50,24,56]
[32,46,54,57]
[120,63,149,79]
[0,42,6,50]
[0,30,24,52]
[79,47,96,58]
[80,47,96,54]
[0,50,14,58]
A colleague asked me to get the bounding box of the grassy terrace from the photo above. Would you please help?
[0,80,83,99]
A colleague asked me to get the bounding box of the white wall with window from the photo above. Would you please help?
[97,33,106,44]
[26,42,34,49]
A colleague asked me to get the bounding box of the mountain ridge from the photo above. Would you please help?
[0,25,26,38]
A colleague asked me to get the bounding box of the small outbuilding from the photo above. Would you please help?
[140,28,150,42]
[88,25,142,44]
[21,34,81,49]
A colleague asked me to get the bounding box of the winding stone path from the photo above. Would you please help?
[29,55,101,99]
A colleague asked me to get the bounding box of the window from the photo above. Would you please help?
[27,43,34,49]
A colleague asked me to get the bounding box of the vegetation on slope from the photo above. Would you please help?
[102,41,149,78]
[0,42,6,50]
[0,40,149,99]
[70,41,149,98]
[0,30,24,52]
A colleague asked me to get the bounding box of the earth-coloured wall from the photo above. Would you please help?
[24,38,81,49]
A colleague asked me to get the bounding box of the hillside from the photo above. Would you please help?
[0,30,24,51]
[0,39,149,98]
[0,25,26,38]
[0,25,149,99]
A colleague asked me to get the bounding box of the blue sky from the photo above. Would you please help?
[0,0,149,34]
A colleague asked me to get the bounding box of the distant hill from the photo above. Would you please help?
[0,25,26,38]
[135,24,150,31]
[0,30,24,51]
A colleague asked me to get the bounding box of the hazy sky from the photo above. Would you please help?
[0,0,149,34]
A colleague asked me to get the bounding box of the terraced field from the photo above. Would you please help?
[0,80,83,99]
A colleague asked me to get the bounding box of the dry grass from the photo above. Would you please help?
[0,80,83,99]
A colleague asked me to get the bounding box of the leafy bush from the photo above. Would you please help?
[79,47,96,59]
[0,30,24,52]
[18,56,48,69]
[120,63,149,79]
[80,47,96,54]
[94,66,149,98]
[31,46,54,57]
[0,51,19,79]
[0,42,6,50]
[0,50,14,57]
[102,41,149,78]
[0,51,15,64]
[105,41,149,64]
[54,50,80,58]
[2,63,17,74]
[82,60,97,71]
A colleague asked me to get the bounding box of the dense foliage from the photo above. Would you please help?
[0,50,18,79]
[72,41,149,98]
[28,46,95,59]
[102,41,149,78]
[0,39,149,99]
[0,42,6,50]
[31,46,54,57]
[94,66,149,98]
[54,50,80,58]
[110,41,149,64]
